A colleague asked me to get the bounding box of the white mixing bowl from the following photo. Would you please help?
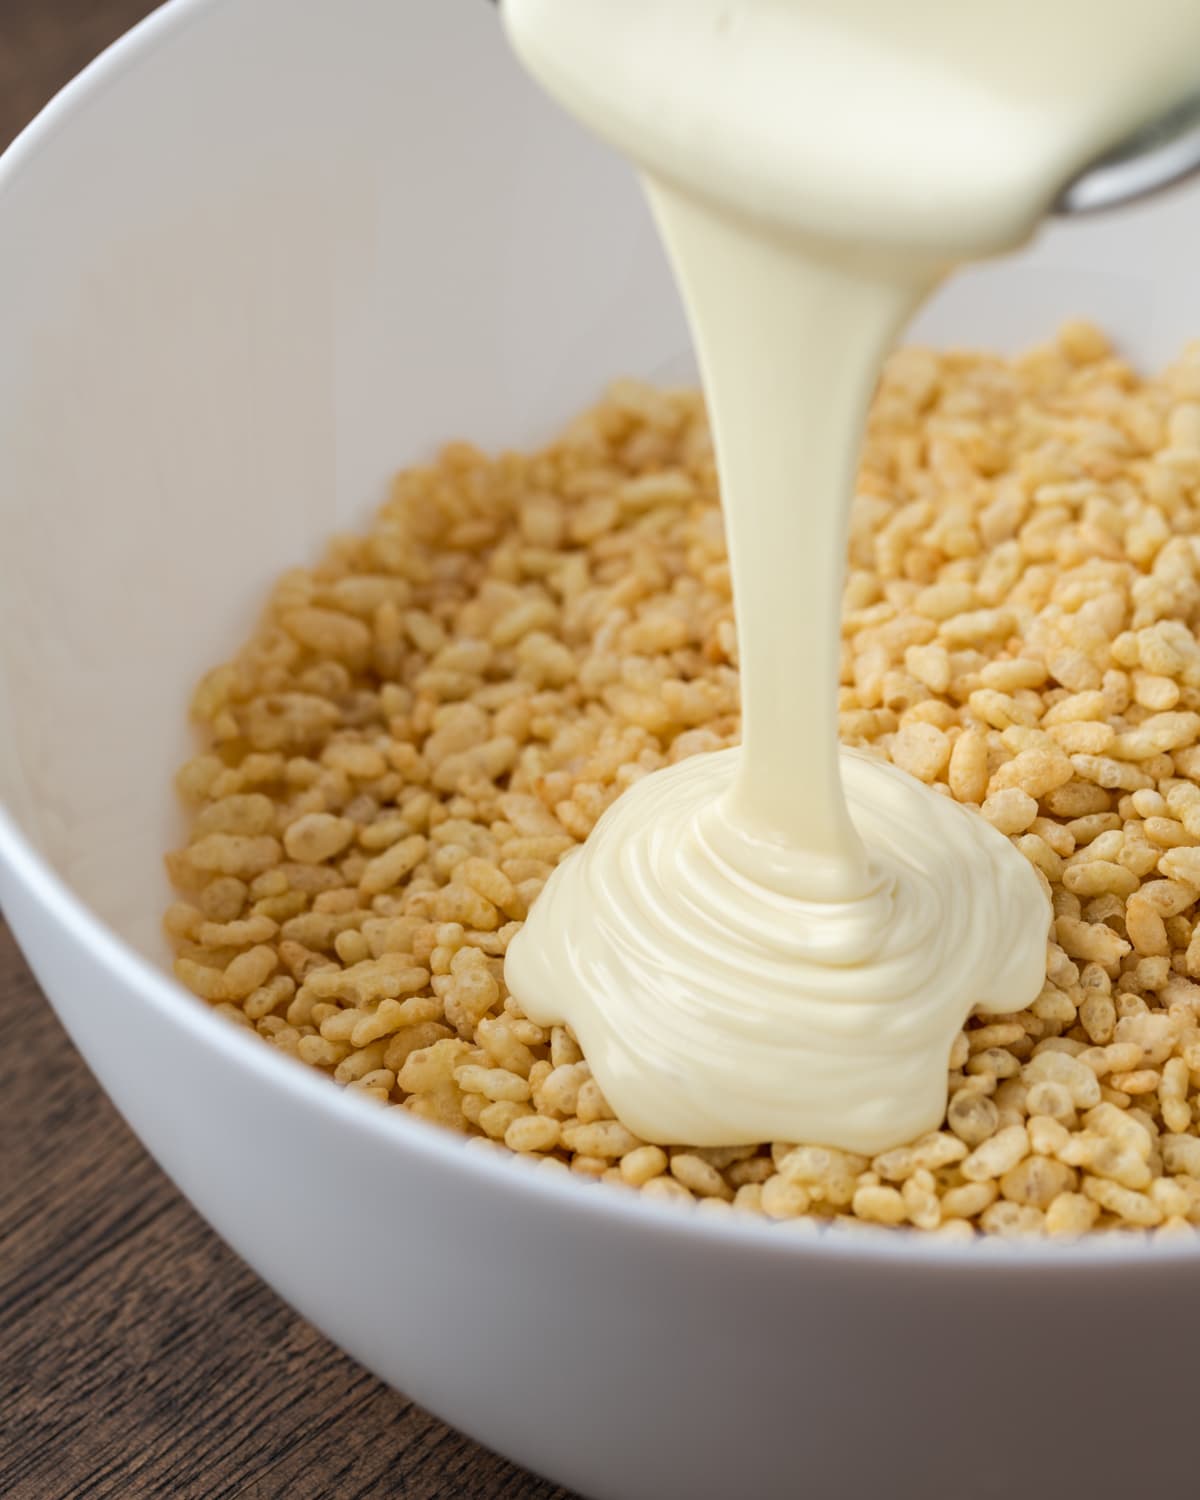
[2,3,1199,1496]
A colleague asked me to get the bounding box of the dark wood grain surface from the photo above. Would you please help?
[0,5,570,1497]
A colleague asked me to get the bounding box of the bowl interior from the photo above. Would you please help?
[2,0,1200,970]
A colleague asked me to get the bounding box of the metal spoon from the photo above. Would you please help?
[1056,93,1200,214]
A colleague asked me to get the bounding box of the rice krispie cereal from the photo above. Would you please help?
[167,322,1200,1238]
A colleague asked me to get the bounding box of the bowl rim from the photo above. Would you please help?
[2,0,1197,1275]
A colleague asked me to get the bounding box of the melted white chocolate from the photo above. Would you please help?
[501,0,1200,1151]
[507,750,1047,1154]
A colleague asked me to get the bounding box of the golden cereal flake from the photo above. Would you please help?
[168,325,1200,1238]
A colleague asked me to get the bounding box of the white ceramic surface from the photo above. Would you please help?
[2,3,1199,1496]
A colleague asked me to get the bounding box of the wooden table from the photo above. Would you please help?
[0,6,570,1496]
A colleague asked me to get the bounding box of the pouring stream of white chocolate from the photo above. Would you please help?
[500,0,1200,1153]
